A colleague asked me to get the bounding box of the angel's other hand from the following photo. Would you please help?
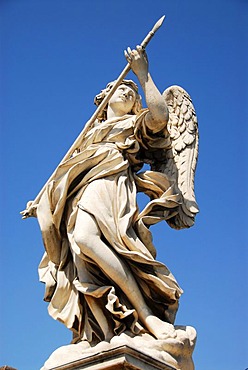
[20,200,37,219]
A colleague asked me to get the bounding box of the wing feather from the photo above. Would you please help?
[157,85,199,229]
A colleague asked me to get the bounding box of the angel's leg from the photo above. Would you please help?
[73,209,176,340]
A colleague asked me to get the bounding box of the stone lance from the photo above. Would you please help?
[21,15,165,219]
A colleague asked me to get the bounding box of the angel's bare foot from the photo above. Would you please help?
[145,315,177,340]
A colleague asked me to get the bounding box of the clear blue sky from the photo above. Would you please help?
[0,1,247,369]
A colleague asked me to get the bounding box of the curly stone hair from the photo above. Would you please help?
[94,79,143,122]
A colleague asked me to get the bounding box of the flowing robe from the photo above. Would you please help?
[37,110,183,343]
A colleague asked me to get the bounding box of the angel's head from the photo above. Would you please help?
[94,80,142,121]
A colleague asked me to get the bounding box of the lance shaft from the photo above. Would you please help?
[22,16,165,218]
[87,15,165,130]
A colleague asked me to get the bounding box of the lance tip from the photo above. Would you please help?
[153,15,166,32]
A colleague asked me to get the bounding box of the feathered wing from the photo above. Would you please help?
[153,85,199,229]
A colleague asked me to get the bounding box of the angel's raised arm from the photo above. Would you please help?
[125,45,168,133]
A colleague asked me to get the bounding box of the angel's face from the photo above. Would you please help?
[108,84,136,115]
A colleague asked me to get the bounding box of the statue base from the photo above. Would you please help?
[42,345,176,370]
[41,326,196,370]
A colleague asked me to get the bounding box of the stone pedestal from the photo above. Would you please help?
[44,345,176,370]
[42,327,196,370]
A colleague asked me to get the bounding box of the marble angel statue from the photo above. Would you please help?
[22,45,199,348]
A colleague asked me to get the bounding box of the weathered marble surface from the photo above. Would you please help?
[41,326,196,370]
[25,45,198,344]
[22,37,199,370]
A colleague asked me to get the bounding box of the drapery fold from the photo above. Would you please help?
[37,111,183,343]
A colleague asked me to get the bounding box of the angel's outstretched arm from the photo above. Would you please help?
[125,45,168,132]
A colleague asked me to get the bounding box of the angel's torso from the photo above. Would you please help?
[82,114,145,170]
